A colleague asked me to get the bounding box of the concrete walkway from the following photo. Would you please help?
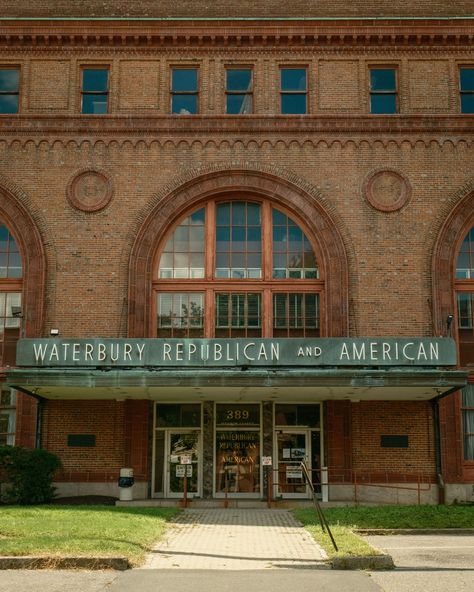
[144,508,328,570]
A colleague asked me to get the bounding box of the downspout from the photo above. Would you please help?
[431,398,445,505]
[35,397,44,449]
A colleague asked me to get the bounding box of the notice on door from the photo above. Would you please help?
[286,467,303,480]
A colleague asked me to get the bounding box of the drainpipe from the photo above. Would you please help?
[431,398,445,505]
[35,397,44,449]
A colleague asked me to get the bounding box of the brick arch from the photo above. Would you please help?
[0,183,45,338]
[129,168,348,338]
[432,186,474,337]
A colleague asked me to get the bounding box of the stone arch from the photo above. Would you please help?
[432,183,474,337]
[129,168,349,338]
[0,179,46,337]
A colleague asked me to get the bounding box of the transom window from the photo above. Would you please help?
[154,199,322,338]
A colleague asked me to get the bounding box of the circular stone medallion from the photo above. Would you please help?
[67,170,113,212]
[364,169,411,212]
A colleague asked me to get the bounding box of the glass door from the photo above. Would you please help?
[276,431,310,498]
[167,430,200,498]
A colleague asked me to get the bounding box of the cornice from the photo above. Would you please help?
[0,20,473,48]
[0,115,473,136]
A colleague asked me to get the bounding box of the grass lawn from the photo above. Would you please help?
[0,505,179,566]
[294,505,474,559]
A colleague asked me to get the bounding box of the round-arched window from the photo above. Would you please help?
[153,199,323,338]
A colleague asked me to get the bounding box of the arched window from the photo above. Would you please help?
[455,226,474,366]
[0,224,22,366]
[153,199,323,338]
[455,225,474,461]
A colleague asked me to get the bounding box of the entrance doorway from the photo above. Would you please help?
[153,404,202,498]
[274,404,322,499]
[276,431,309,497]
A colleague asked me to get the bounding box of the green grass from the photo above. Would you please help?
[0,505,179,566]
[294,505,474,559]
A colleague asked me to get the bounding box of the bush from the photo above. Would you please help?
[0,445,61,504]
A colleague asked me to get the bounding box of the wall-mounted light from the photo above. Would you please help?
[446,314,454,337]
[50,329,59,336]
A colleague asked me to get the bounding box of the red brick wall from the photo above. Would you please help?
[351,401,436,480]
[3,1,473,18]
[40,400,144,483]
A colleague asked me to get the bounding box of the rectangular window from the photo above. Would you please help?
[462,385,474,461]
[0,68,20,114]
[457,293,474,366]
[215,293,261,338]
[370,67,398,114]
[280,68,307,114]
[460,67,474,114]
[226,68,253,114]
[171,68,198,114]
[0,292,21,366]
[0,387,16,445]
[157,292,204,338]
[273,293,320,337]
[81,68,109,114]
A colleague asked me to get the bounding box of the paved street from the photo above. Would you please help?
[366,533,474,592]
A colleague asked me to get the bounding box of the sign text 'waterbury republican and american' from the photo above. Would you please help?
[16,338,457,367]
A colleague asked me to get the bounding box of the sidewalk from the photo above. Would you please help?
[144,508,328,570]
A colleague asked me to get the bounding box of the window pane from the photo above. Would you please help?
[370,69,396,91]
[370,94,397,114]
[215,202,262,279]
[172,69,197,92]
[227,69,252,91]
[462,385,474,407]
[215,293,261,337]
[0,95,18,114]
[273,293,319,337]
[281,94,307,114]
[227,94,252,114]
[0,69,19,92]
[157,293,204,338]
[272,209,318,279]
[172,94,197,115]
[216,203,230,225]
[82,94,108,114]
[460,68,474,91]
[281,69,307,91]
[82,69,108,92]
[456,228,474,277]
[461,94,474,114]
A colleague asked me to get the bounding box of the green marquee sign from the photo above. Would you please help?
[16,338,457,368]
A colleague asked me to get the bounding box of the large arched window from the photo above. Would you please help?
[455,225,474,461]
[455,226,474,366]
[153,199,323,338]
[0,223,22,365]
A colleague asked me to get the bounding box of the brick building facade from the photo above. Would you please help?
[1,2,473,503]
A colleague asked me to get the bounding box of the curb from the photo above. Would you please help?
[0,556,129,570]
[331,554,395,570]
[356,528,474,536]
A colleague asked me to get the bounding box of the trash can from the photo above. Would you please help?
[118,468,134,501]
